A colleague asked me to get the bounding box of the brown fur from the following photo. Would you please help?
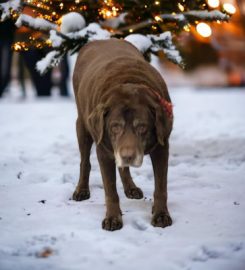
[72,39,173,231]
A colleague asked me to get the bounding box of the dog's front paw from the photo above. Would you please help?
[102,216,123,231]
[151,212,172,228]
[72,189,90,201]
[125,187,143,199]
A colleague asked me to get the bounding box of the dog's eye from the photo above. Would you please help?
[111,124,123,134]
[136,124,147,134]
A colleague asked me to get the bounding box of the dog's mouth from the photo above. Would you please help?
[114,151,143,168]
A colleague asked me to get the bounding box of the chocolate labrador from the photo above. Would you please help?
[72,39,173,231]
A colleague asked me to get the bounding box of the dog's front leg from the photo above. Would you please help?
[73,118,93,201]
[96,146,123,231]
[150,141,172,228]
[119,167,143,199]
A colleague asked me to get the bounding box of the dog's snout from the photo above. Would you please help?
[114,131,144,168]
[120,148,136,164]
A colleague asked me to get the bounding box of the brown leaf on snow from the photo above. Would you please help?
[36,247,53,258]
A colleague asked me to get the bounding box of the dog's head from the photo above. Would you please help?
[88,84,173,168]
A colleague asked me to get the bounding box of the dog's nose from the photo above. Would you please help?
[120,148,135,164]
[122,155,133,164]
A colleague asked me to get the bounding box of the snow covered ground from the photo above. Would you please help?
[0,85,245,270]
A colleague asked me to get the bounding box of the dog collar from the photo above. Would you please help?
[146,88,173,119]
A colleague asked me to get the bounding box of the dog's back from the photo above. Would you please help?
[73,39,170,118]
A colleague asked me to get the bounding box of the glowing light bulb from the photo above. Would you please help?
[196,22,212,38]
[105,10,112,17]
[207,0,220,8]
[154,15,162,22]
[178,3,185,12]
[183,24,190,32]
[223,3,236,14]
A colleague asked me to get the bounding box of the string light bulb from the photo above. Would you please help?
[154,15,162,22]
[196,22,212,37]
[183,24,190,32]
[13,42,28,52]
[178,3,185,12]
[207,0,220,8]
[223,3,236,14]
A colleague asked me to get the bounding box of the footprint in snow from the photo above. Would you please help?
[132,219,148,231]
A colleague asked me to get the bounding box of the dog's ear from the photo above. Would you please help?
[154,105,173,145]
[88,104,107,145]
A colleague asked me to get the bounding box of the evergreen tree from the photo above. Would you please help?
[0,0,231,73]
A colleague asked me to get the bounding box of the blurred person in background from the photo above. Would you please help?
[0,4,70,98]
[17,6,70,97]
[16,5,53,97]
[0,19,16,98]
[52,55,70,97]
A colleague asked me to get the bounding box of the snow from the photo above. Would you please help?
[185,10,229,21]
[125,32,182,65]
[125,34,152,53]
[64,23,110,41]
[15,14,56,32]
[73,23,111,41]
[161,48,182,65]
[149,32,183,65]
[160,10,228,22]
[60,12,86,34]
[161,13,186,22]
[49,30,63,48]
[36,51,61,75]
[0,86,245,270]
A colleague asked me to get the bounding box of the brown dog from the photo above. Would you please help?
[72,39,173,231]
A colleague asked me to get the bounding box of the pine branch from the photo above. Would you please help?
[36,50,63,74]
[16,14,56,32]
[125,32,183,67]
[36,23,111,74]
[118,10,229,33]
[149,32,183,66]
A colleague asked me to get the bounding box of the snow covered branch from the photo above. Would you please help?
[36,23,111,74]
[16,14,56,32]
[149,33,183,66]
[37,20,183,74]
[125,32,183,67]
[0,0,21,21]
[184,10,229,21]
[36,51,63,75]
[160,10,229,23]
[119,10,229,33]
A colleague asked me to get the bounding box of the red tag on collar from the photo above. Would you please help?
[149,89,173,119]
[159,98,173,119]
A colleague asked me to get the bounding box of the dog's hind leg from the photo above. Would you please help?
[118,167,143,199]
[73,118,93,201]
